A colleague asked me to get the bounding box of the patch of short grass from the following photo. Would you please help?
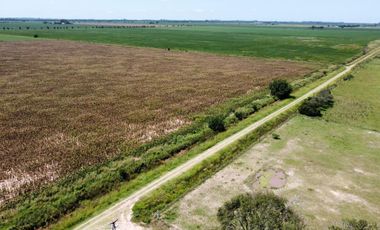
[324,57,380,131]
[0,34,36,41]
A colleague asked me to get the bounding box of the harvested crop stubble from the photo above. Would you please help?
[0,40,314,203]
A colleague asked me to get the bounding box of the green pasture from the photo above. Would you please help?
[324,57,380,131]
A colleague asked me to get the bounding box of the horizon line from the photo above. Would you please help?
[1,17,379,25]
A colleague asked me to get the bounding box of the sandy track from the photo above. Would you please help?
[74,48,380,230]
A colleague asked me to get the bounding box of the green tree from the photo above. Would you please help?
[217,193,304,230]
[299,89,334,117]
[269,79,293,100]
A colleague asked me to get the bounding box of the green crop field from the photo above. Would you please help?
[1,24,380,63]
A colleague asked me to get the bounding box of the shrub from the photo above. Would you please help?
[208,115,226,132]
[217,193,304,230]
[272,133,281,140]
[329,219,378,230]
[250,102,260,112]
[299,97,322,116]
[224,113,239,126]
[317,89,334,108]
[33,34,39,38]
[299,89,334,117]
[234,107,253,120]
[269,79,293,100]
[343,74,355,81]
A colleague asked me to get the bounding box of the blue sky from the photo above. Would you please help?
[1,0,379,23]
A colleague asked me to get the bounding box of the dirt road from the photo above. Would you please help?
[74,48,380,230]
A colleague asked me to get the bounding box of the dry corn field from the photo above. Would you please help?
[0,40,314,203]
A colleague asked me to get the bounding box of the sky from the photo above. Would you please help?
[1,0,379,23]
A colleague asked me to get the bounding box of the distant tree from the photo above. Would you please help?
[311,25,325,30]
[269,79,293,99]
[217,193,304,230]
[208,115,226,132]
[33,34,39,38]
[329,219,378,230]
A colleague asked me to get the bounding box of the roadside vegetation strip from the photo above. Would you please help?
[132,106,299,224]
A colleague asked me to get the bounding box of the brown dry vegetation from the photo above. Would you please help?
[0,40,314,203]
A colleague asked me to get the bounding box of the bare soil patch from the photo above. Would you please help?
[0,40,313,203]
[247,168,287,190]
